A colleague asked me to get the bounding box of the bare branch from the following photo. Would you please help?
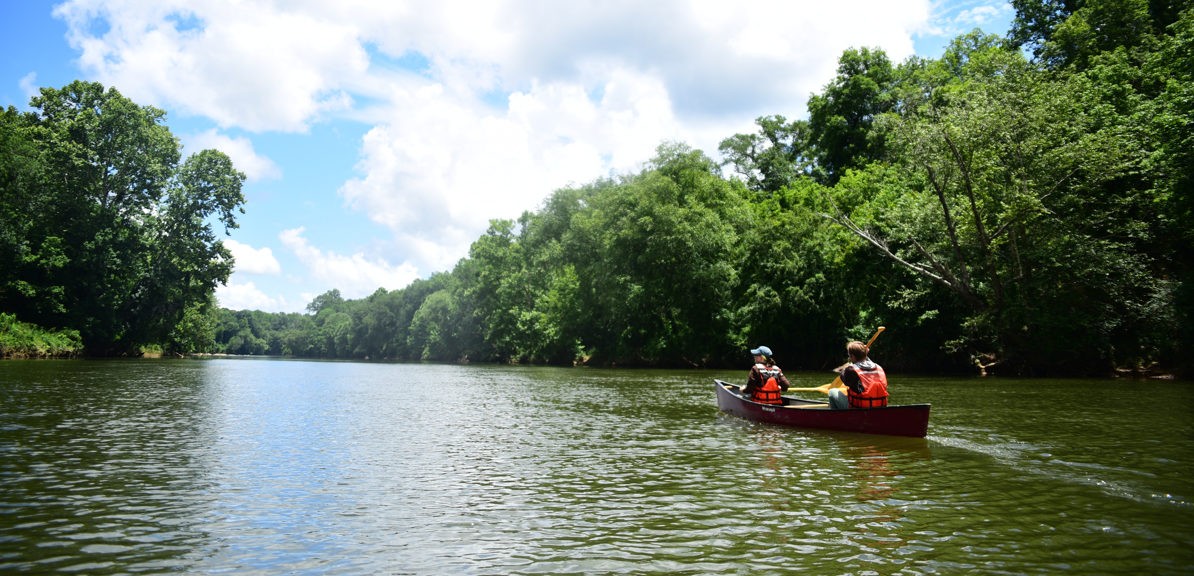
[820,210,947,286]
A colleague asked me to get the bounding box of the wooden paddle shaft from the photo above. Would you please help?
[865,326,886,350]
[820,326,886,394]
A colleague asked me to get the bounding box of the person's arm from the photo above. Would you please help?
[777,370,791,392]
[839,365,865,394]
[743,366,760,394]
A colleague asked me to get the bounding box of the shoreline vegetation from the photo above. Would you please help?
[3,341,1179,381]
[0,305,1181,379]
[3,6,1192,378]
[0,309,1179,380]
[0,313,82,359]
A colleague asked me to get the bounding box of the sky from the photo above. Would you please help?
[2,0,1014,313]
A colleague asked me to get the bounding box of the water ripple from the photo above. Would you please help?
[1,362,1192,574]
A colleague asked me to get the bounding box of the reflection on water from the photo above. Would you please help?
[0,359,1191,574]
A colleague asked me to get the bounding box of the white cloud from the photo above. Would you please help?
[51,0,964,305]
[223,239,281,275]
[53,0,937,133]
[279,227,420,299]
[215,280,291,312]
[19,72,39,102]
[338,68,675,270]
[922,0,1012,39]
[54,0,366,132]
[185,129,281,181]
[956,5,1003,26]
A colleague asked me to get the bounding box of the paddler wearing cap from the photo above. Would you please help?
[742,345,791,404]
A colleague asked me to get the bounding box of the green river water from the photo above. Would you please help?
[1,358,1191,574]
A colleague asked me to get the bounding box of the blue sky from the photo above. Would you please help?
[2,0,1014,313]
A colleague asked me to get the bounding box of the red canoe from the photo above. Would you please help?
[714,379,931,438]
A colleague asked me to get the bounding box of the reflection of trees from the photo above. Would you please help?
[840,437,932,549]
[853,446,897,502]
[755,427,790,510]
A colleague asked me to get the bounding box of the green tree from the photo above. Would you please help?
[408,288,464,361]
[30,82,180,353]
[1010,0,1184,68]
[825,36,1170,373]
[569,143,746,365]
[8,81,245,354]
[718,115,813,193]
[313,305,354,358]
[1044,0,1157,69]
[167,295,219,354]
[807,47,896,185]
[350,288,399,359]
[130,148,245,352]
[1008,0,1082,58]
[464,219,528,361]
[307,288,345,315]
[0,107,67,321]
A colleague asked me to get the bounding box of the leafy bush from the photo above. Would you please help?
[0,313,83,358]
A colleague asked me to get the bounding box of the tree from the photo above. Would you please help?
[463,219,528,361]
[307,289,345,314]
[807,47,897,184]
[513,188,594,363]
[408,288,463,361]
[12,81,245,354]
[1011,0,1184,68]
[167,295,219,354]
[1044,0,1157,69]
[568,143,747,365]
[824,36,1171,373]
[0,107,65,321]
[1138,7,1194,375]
[350,288,398,359]
[132,149,245,352]
[718,115,813,193]
[1007,0,1082,59]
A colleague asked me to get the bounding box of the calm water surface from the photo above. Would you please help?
[1,358,1191,574]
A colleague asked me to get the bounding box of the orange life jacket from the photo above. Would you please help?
[751,364,784,405]
[847,363,889,409]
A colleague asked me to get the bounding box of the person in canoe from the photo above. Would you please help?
[742,345,791,404]
[827,340,889,409]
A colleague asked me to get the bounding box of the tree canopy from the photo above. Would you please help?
[0,81,245,356]
[4,4,1189,376]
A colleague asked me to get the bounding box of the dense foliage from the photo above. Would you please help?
[4,3,1189,376]
[0,81,245,356]
[0,313,82,358]
[211,3,1190,376]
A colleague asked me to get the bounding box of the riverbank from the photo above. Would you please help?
[0,313,82,358]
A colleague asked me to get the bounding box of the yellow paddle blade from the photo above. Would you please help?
[817,377,845,393]
[790,378,844,395]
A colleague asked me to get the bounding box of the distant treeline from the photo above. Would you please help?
[5,3,1192,376]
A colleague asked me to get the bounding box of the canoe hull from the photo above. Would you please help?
[714,379,930,438]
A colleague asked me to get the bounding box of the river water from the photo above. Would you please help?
[0,358,1190,574]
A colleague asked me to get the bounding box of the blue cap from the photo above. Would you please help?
[750,345,772,357]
